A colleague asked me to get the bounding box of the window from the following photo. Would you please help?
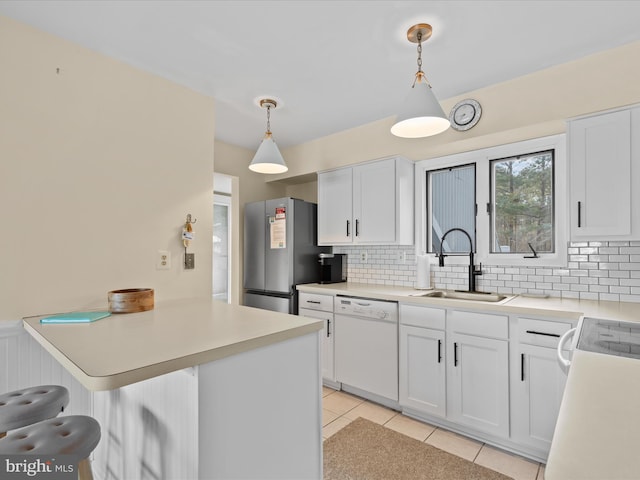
[490,150,554,254]
[415,135,566,267]
[427,164,476,253]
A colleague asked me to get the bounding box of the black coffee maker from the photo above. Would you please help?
[318,253,347,284]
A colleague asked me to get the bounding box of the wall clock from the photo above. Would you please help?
[449,99,482,131]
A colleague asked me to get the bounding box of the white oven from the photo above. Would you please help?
[558,316,640,372]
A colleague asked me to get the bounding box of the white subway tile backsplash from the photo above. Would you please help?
[334,241,640,303]
[600,293,621,302]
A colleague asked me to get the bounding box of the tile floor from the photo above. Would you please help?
[322,387,545,480]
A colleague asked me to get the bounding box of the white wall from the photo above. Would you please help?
[0,16,215,321]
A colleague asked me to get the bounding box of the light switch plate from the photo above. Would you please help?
[185,253,195,269]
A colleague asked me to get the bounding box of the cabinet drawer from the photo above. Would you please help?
[298,292,333,312]
[450,310,508,339]
[400,304,445,330]
[518,318,573,348]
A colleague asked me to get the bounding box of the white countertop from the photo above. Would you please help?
[22,298,322,391]
[546,349,640,480]
[297,282,640,322]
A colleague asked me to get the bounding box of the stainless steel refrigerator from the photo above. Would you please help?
[243,197,330,314]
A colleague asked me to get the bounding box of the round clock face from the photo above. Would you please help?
[449,99,482,131]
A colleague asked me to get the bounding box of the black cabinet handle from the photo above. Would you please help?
[526,330,561,338]
[521,353,525,382]
[578,201,582,228]
[346,220,350,237]
[306,300,321,304]
[437,339,442,364]
[327,319,331,338]
[454,342,458,367]
[355,219,360,237]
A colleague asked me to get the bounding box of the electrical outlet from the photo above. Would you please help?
[157,250,171,270]
[398,251,406,264]
[185,253,195,270]
[360,251,368,263]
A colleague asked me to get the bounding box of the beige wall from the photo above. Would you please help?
[0,16,215,320]
[271,40,640,182]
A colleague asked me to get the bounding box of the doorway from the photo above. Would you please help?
[213,174,234,303]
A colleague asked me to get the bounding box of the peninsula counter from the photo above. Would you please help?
[23,298,324,479]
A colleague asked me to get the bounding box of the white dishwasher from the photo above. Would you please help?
[334,295,398,402]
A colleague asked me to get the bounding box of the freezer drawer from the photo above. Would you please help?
[244,292,294,314]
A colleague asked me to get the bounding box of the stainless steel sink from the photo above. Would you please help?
[410,290,511,303]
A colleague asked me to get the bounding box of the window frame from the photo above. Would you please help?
[426,163,477,255]
[415,134,567,267]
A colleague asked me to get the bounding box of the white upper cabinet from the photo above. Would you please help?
[568,106,640,239]
[317,157,414,245]
[317,167,353,244]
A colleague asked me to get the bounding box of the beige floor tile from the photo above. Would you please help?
[474,445,539,480]
[424,428,483,462]
[322,408,339,427]
[383,414,436,441]
[322,386,337,397]
[322,391,364,415]
[537,465,545,480]
[343,400,398,424]
[322,416,353,439]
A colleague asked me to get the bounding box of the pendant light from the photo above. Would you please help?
[390,23,450,138]
[249,98,288,174]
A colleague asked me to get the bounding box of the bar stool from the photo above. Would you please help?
[0,415,101,480]
[0,385,69,438]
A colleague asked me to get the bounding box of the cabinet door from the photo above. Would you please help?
[353,159,397,244]
[299,308,334,382]
[512,343,567,454]
[570,109,631,237]
[448,333,509,438]
[399,325,446,417]
[317,169,353,245]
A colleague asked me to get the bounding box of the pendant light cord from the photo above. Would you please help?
[265,104,272,134]
[412,31,431,88]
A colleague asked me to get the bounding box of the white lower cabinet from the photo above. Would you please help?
[448,332,510,438]
[399,325,446,417]
[448,310,510,439]
[399,304,446,417]
[299,308,334,382]
[511,317,573,457]
[298,292,336,383]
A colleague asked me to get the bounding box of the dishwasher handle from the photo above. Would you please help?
[557,327,577,374]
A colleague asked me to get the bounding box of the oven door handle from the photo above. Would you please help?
[557,327,577,374]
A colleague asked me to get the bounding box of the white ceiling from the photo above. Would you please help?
[2,1,640,150]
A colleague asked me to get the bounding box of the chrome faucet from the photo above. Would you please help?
[437,227,483,292]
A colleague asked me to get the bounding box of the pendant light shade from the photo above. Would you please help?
[391,24,450,139]
[390,74,450,138]
[249,99,288,174]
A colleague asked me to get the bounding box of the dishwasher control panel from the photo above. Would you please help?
[335,296,398,321]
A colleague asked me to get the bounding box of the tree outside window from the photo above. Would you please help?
[491,150,554,254]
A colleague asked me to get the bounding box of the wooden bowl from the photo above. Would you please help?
[108,288,154,313]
